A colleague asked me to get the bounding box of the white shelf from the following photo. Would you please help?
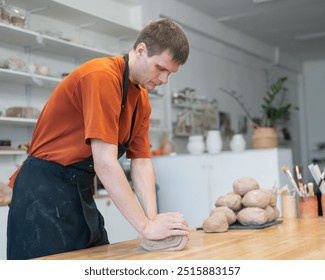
[0,68,62,88]
[311,150,325,155]
[149,126,168,133]
[40,34,118,59]
[0,150,27,156]
[0,23,116,59]
[172,103,213,111]
[148,93,164,99]
[0,117,37,126]
[10,0,140,37]
[0,22,38,46]
[172,103,193,109]
[173,133,192,138]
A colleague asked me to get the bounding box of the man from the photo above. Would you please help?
[7,18,190,260]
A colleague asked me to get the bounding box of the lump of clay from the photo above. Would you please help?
[242,189,271,209]
[203,213,228,233]
[139,235,189,252]
[272,207,280,221]
[215,193,242,211]
[236,207,268,225]
[263,189,277,207]
[0,182,12,205]
[209,206,236,225]
[233,177,260,196]
[265,205,278,222]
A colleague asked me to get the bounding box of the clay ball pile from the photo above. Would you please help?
[202,177,279,233]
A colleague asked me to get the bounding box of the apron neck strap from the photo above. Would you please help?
[121,54,129,110]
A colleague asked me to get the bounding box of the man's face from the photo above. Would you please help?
[133,44,180,91]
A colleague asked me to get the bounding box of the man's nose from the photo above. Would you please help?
[159,72,169,84]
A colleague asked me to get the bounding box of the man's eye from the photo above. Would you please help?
[157,66,166,71]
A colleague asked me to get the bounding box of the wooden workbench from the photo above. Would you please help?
[37,218,325,260]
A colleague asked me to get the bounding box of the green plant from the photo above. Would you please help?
[261,77,291,127]
[220,76,295,128]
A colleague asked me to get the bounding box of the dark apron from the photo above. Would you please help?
[7,54,137,260]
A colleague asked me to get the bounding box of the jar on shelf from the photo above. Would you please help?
[187,135,205,155]
[205,130,222,154]
[0,0,10,24]
[9,5,26,28]
[230,134,246,152]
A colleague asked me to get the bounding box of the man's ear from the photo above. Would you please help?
[135,42,147,56]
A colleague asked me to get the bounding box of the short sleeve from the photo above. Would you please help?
[76,70,123,145]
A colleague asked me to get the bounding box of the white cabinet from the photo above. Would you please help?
[152,148,293,228]
[153,155,211,228]
[95,196,138,244]
[0,205,9,260]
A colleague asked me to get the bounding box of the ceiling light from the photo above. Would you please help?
[295,31,325,41]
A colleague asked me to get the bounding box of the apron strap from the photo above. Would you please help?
[121,54,129,110]
[117,102,138,158]
[71,54,138,171]
[117,53,138,158]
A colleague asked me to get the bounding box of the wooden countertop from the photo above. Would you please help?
[37,218,325,260]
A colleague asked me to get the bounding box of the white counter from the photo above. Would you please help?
[152,148,293,228]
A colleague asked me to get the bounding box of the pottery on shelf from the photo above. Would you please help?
[230,134,246,152]
[187,135,205,155]
[205,130,222,154]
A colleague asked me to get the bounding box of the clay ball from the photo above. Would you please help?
[233,177,260,196]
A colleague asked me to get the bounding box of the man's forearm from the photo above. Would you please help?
[96,160,150,234]
[131,158,157,219]
[91,139,149,235]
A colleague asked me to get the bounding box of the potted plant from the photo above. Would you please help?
[253,76,293,148]
[260,77,291,128]
[220,76,295,149]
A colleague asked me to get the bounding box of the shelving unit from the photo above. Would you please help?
[148,85,172,150]
[171,92,218,138]
[0,0,142,183]
[0,0,177,178]
[148,92,169,133]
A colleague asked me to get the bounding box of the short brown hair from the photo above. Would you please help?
[133,18,189,65]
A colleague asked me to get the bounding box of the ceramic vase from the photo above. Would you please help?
[206,130,222,154]
[230,134,246,152]
[187,135,205,155]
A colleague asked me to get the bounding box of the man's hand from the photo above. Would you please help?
[141,212,189,240]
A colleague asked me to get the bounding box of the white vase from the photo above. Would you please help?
[187,135,205,155]
[206,130,222,154]
[230,134,246,152]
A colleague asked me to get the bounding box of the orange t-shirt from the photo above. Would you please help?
[9,56,151,187]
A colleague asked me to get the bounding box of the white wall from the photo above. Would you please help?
[302,60,325,173]
[134,0,302,161]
